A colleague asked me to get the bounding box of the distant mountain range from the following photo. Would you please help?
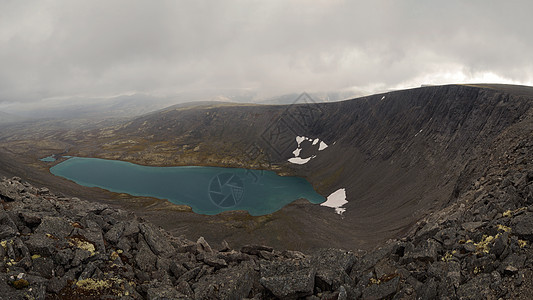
[1,89,365,121]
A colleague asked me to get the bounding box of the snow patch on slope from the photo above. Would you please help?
[288,136,329,165]
[321,188,347,215]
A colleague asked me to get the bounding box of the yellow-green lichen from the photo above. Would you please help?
[497,224,511,232]
[474,235,494,254]
[1,239,13,249]
[68,237,96,255]
[75,278,112,291]
[473,266,483,274]
[442,251,457,262]
[110,251,119,261]
[74,277,135,297]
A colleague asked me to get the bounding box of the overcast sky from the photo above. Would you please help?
[1,0,532,108]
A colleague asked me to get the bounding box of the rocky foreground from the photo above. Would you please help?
[1,139,533,299]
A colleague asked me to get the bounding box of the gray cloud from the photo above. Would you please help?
[1,0,532,107]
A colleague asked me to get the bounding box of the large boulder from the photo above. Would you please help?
[260,258,316,299]
[194,261,255,299]
[404,239,441,263]
[135,238,157,272]
[312,248,356,291]
[361,276,400,300]
[139,223,175,256]
[25,233,64,257]
[511,212,533,241]
[35,217,72,238]
[456,274,493,300]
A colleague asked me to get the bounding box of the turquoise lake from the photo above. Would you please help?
[49,157,325,216]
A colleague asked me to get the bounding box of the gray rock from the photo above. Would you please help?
[146,285,186,300]
[53,248,73,266]
[353,244,394,274]
[217,250,253,264]
[78,261,97,280]
[241,244,273,256]
[463,242,476,253]
[282,250,307,260]
[169,261,188,278]
[35,216,72,238]
[178,266,202,282]
[456,274,493,300]
[200,252,228,269]
[0,211,17,239]
[461,221,485,232]
[260,258,315,299]
[338,285,348,300]
[312,248,356,291]
[176,280,194,297]
[0,224,16,240]
[103,221,125,244]
[511,212,533,241]
[74,220,105,252]
[194,261,255,300]
[220,240,231,252]
[499,253,526,275]
[135,238,157,272]
[139,223,174,256]
[122,220,140,237]
[196,236,213,253]
[259,250,275,260]
[19,212,42,227]
[31,257,55,279]
[47,276,67,294]
[414,221,440,242]
[361,276,400,300]
[491,232,509,258]
[404,239,440,263]
[16,256,32,270]
[71,248,92,267]
[25,233,60,257]
[116,237,132,252]
[504,265,518,275]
